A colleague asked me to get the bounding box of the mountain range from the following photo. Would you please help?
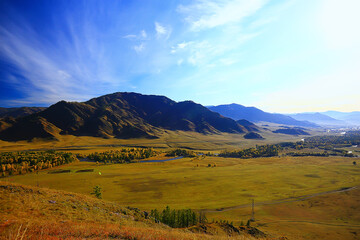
[0,92,257,141]
[322,111,360,126]
[208,104,318,127]
[288,112,347,126]
[0,107,46,118]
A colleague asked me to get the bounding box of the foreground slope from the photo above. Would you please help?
[0,93,251,141]
[0,181,267,240]
[208,104,318,128]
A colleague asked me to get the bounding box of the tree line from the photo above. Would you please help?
[219,145,279,158]
[165,149,196,157]
[0,150,77,177]
[150,206,207,228]
[87,148,160,163]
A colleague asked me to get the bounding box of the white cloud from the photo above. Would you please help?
[155,22,171,39]
[123,30,147,40]
[133,43,145,53]
[0,7,128,106]
[123,34,137,39]
[178,0,268,31]
[140,30,147,38]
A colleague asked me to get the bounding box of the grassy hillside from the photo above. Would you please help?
[0,181,266,240]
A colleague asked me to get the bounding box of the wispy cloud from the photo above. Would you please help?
[123,30,147,40]
[178,0,268,31]
[0,3,128,106]
[133,43,145,53]
[155,22,171,39]
[172,0,270,68]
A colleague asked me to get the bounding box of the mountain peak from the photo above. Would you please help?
[0,92,255,141]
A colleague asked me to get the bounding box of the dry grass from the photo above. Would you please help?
[0,129,315,153]
[0,181,267,240]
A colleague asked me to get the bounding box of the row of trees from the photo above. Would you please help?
[0,151,77,176]
[286,150,355,157]
[87,148,160,163]
[150,206,207,228]
[165,149,196,158]
[219,145,280,158]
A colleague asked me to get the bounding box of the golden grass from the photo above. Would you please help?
[0,129,315,153]
[5,156,359,211]
[0,181,265,240]
[2,154,359,239]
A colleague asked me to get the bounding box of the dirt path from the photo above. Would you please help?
[201,186,358,213]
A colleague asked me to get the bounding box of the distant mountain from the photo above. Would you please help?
[0,92,253,141]
[0,107,46,118]
[272,128,309,136]
[289,112,347,126]
[208,104,318,128]
[322,111,360,126]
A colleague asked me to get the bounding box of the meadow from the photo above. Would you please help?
[3,152,359,239]
[0,129,317,153]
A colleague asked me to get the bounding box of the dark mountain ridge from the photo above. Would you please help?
[208,103,318,128]
[0,92,253,141]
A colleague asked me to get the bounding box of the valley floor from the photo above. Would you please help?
[1,154,359,239]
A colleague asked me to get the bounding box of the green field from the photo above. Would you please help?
[2,148,360,239]
[5,155,358,210]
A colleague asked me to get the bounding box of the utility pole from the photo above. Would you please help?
[251,199,255,221]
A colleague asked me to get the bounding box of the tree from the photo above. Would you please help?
[91,185,102,199]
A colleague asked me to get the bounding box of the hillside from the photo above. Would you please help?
[0,181,267,240]
[0,107,46,118]
[236,119,260,132]
[0,93,252,141]
[323,111,360,126]
[272,128,310,135]
[289,112,347,126]
[208,104,318,128]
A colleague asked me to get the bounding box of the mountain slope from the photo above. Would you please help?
[322,111,360,125]
[289,112,347,126]
[208,104,318,127]
[0,92,251,141]
[0,107,46,118]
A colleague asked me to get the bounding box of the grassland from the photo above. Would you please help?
[3,153,359,239]
[0,181,264,240]
[1,129,358,239]
[0,129,320,153]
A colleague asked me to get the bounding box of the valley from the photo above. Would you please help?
[0,93,359,239]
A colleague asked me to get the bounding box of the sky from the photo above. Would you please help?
[0,0,359,113]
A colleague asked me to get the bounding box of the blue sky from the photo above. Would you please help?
[0,0,359,113]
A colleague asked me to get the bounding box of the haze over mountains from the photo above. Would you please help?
[208,104,318,127]
[0,92,257,141]
[208,104,360,127]
[288,113,347,127]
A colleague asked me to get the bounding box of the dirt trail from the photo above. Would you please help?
[202,186,358,213]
